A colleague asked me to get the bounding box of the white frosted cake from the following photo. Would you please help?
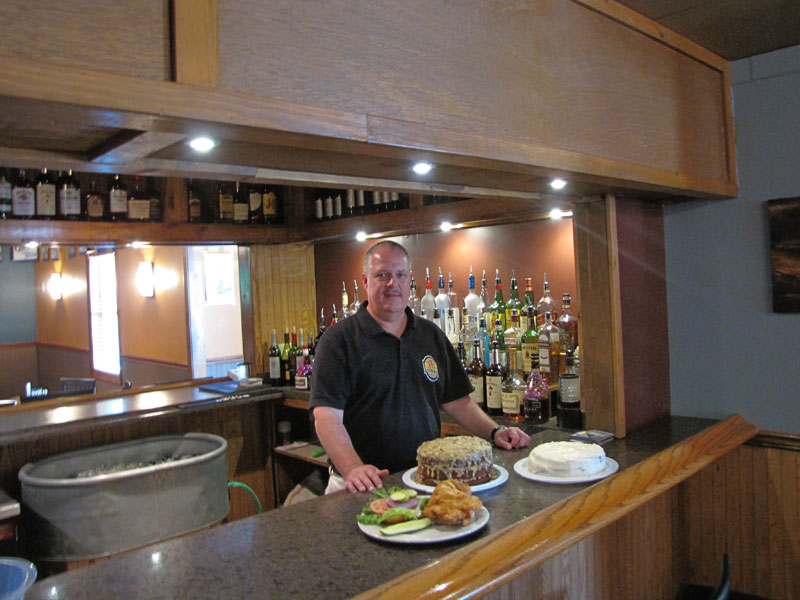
[527,441,606,476]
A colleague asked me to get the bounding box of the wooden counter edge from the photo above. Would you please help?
[353,414,758,600]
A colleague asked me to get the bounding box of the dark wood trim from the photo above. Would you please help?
[120,354,190,370]
[747,429,800,452]
[35,341,90,354]
[0,341,37,350]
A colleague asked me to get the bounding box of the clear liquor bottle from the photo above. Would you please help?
[57,169,81,220]
[488,269,506,331]
[408,277,421,315]
[466,337,487,411]
[340,282,350,319]
[555,292,579,352]
[435,267,450,330]
[524,354,551,424]
[485,340,506,417]
[458,306,477,362]
[350,279,361,314]
[505,270,523,327]
[502,349,526,422]
[447,271,460,332]
[445,308,459,347]
[537,311,561,385]
[463,265,481,324]
[108,174,128,221]
[420,268,436,319]
[535,273,557,329]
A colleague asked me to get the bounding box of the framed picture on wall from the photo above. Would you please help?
[767,196,800,313]
[49,247,60,261]
[11,245,38,261]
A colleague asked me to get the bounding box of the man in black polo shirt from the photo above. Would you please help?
[311,240,530,493]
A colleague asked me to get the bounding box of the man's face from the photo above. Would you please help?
[363,246,412,320]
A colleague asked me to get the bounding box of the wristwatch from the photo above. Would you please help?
[490,425,508,445]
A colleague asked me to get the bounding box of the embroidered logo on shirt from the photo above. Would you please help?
[422,355,439,382]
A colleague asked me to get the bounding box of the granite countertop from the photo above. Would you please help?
[26,415,717,600]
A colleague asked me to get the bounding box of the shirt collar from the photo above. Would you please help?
[357,301,416,336]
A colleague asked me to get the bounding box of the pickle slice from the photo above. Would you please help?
[380,517,432,536]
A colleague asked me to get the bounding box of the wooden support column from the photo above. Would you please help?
[171,0,219,87]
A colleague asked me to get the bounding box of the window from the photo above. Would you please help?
[88,252,121,379]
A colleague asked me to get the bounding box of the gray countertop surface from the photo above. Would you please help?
[25,415,717,600]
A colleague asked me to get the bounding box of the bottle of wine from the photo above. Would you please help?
[523,354,550,424]
[463,265,481,324]
[466,337,487,411]
[314,308,326,346]
[420,267,436,319]
[502,349,526,422]
[537,311,561,385]
[408,277,421,315]
[57,169,81,220]
[85,179,106,221]
[488,269,506,331]
[288,327,299,385]
[558,349,582,429]
[268,329,281,386]
[232,181,249,224]
[248,183,263,224]
[535,273,557,328]
[11,170,35,219]
[217,180,235,223]
[35,168,57,219]
[505,270,523,327]
[127,175,151,221]
[108,174,128,221]
[485,340,506,417]
[520,307,539,378]
[262,187,278,223]
[280,328,291,386]
[0,169,11,219]
[187,179,202,223]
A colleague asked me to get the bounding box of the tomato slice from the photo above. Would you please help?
[369,498,390,515]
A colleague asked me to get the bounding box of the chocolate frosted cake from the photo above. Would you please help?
[416,436,493,486]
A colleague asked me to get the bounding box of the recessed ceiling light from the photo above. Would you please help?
[550,178,567,190]
[355,231,368,242]
[188,136,218,152]
[549,208,574,220]
[412,162,434,175]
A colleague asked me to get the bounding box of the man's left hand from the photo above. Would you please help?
[493,427,530,450]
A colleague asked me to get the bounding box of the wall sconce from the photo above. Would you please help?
[136,261,155,297]
[48,272,63,300]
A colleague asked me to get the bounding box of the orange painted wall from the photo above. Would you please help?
[35,249,90,350]
[116,246,189,367]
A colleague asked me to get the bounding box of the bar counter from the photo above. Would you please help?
[24,413,757,600]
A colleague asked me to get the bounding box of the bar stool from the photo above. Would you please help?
[675,555,770,600]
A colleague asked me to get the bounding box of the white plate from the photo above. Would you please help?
[358,506,490,544]
[401,465,509,494]
[513,457,619,484]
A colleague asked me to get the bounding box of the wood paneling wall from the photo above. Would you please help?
[249,243,317,374]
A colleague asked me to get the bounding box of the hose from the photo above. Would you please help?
[227,481,263,513]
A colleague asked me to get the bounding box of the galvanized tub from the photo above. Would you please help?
[18,433,229,561]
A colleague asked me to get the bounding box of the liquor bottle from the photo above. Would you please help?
[458,306,476,362]
[371,190,382,213]
[288,327,299,385]
[420,267,436,319]
[333,194,342,219]
[232,181,249,224]
[463,265,481,324]
[339,281,350,319]
[57,169,81,220]
[0,169,11,219]
[523,354,550,424]
[390,191,400,211]
[435,267,450,330]
[11,170,35,219]
[520,307,539,378]
[355,190,366,215]
[217,180,235,223]
[85,180,106,221]
[187,179,202,223]
[248,183,263,223]
[350,279,361,314]
[35,168,57,219]
[294,328,305,377]
[488,269,506,331]
[314,308,327,346]
[447,272,460,332]
[262,186,278,223]
[555,292,579,352]
[485,340,506,417]
[466,337,487,410]
[314,197,323,221]
[146,177,162,221]
[522,277,536,333]
[502,349,526,422]
[535,273,557,328]
[492,318,505,366]
[503,308,522,354]
[108,174,128,221]
[331,304,339,326]
[456,340,468,369]
[324,195,334,220]
[295,331,312,390]
[127,175,152,221]
[476,316,491,367]
[505,270,523,327]
[280,328,291,385]
[432,308,442,330]
[268,329,281,386]
[479,269,491,327]
[408,277,421,315]
[537,311,561,385]
[445,308,459,346]
[344,189,355,217]
[558,349,582,429]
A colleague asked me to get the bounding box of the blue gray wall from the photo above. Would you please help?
[0,245,36,343]
[665,46,800,433]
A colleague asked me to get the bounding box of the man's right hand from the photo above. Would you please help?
[342,464,389,493]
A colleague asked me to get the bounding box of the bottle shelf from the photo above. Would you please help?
[274,441,328,467]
